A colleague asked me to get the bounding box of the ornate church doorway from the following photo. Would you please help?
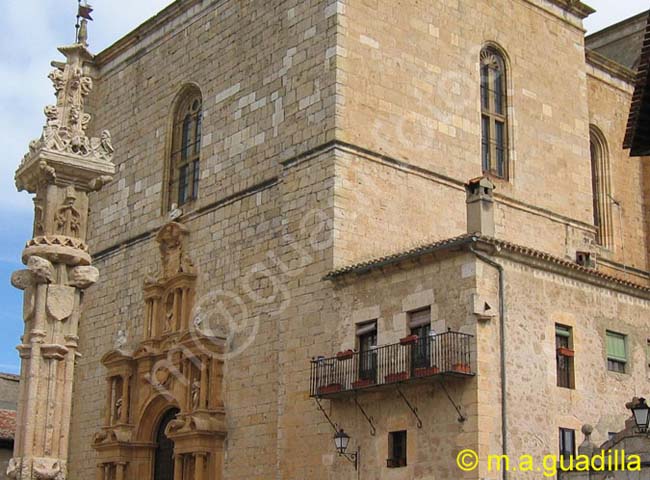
[153,408,179,480]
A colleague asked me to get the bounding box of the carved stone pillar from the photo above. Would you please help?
[7,30,115,480]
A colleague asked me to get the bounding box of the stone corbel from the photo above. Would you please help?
[41,344,70,361]
[27,256,55,283]
[11,270,35,290]
[32,457,66,480]
[68,265,99,289]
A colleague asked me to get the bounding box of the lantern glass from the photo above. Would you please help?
[334,429,350,454]
[632,398,650,432]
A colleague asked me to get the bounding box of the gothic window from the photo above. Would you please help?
[480,46,508,178]
[154,408,179,480]
[169,88,202,210]
[589,126,613,248]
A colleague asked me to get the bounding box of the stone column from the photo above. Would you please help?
[7,30,115,480]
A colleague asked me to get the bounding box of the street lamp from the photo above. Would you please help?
[334,429,359,470]
[631,398,650,433]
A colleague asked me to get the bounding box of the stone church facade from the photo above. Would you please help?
[9,0,650,479]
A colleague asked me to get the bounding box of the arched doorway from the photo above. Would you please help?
[153,408,179,480]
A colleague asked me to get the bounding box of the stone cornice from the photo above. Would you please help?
[325,234,650,300]
[586,49,637,85]
[543,0,595,19]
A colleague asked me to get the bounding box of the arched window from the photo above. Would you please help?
[480,46,508,178]
[153,408,179,480]
[589,126,613,248]
[169,88,202,209]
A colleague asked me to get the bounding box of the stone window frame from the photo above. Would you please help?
[589,125,614,249]
[606,330,628,374]
[559,427,576,460]
[163,84,204,213]
[555,324,575,389]
[387,430,408,468]
[480,44,511,180]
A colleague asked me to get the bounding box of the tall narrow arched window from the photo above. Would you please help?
[589,126,613,248]
[169,88,202,209]
[480,46,508,178]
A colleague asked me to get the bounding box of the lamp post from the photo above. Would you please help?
[631,398,650,433]
[334,429,359,470]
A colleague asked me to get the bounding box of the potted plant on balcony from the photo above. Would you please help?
[451,363,471,374]
[385,371,410,383]
[336,349,354,361]
[399,334,419,345]
[318,383,343,395]
[352,378,376,389]
[414,365,440,377]
[556,347,575,357]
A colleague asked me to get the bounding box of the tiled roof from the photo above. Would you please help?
[0,409,16,441]
[325,234,650,294]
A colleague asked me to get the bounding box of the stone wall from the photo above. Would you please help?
[587,64,650,279]
[72,0,339,477]
[64,0,650,478]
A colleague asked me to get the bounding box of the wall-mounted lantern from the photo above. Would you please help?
[334,429,359,470]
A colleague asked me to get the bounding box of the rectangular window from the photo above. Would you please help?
[191,159,200,200]
[178,164,189,205]
[555,325,574,389]
[559,428,575,459]
[495,121,505,177]
[606,331,627,373]
[409,308,431,371]
[482,116,490,172]
[387,431,407,468]
[357,322,377,382]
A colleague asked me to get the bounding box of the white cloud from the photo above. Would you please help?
[584,0,648,34]
[0,1,646,214]
[0,0,173,214]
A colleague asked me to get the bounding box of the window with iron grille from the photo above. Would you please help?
[606,331,627,373]
[480,46,508,179]
[555,325,574,389]
[559,428,575,460]
[168,88,202,210]
[387,431,407,468]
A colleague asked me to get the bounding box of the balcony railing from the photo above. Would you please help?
[310,331,474,398]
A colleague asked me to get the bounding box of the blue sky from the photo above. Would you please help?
[0,1,647,375]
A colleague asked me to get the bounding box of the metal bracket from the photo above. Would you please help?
[396,387,423,429]
[315,398,339,434]
[353,397,376,436]
[439,380,466,422]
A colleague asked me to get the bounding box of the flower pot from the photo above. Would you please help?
[400,335,419,345]
[452,363,471,374]
[385,371,410,383]
[557,347,575,357]
[352,378,375,389]
[318,383,342,395]
[336,350,354,361]
[414,366,440,377]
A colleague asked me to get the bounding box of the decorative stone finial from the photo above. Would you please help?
[15,39,113,194]
[578,424,596,457]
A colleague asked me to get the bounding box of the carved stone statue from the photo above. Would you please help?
[114,398,123,423]
[114,329,128,350]
[191,380,201,410]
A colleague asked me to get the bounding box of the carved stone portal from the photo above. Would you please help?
[92,223,226,480]
[9,34,115,480]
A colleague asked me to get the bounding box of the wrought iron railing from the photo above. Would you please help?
[310,331,474,397]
